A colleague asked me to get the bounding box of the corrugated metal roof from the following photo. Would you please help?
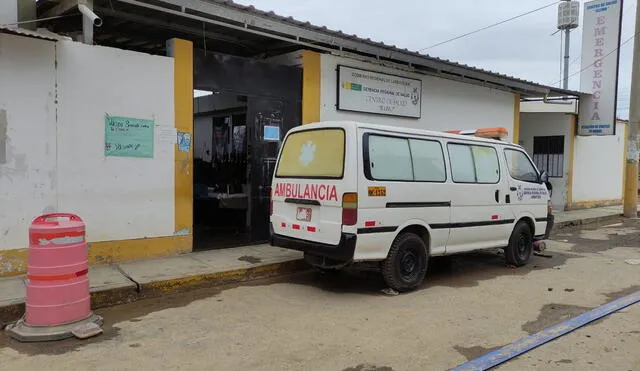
[207,0,582,97]
[0,25,60,41]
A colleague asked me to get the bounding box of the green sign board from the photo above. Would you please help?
[105,115,154,158]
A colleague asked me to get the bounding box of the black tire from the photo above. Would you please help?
[314,267,341,276]
[505,221,533,267]
[382,233,428,292]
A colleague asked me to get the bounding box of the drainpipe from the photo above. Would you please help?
[78,2,102,44]
[542,94,574,105]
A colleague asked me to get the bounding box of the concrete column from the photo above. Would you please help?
[17,0,36,30]
[82,0,94,44]
[0,1,18,26]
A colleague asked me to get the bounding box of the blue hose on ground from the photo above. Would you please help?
[451,290,640,371]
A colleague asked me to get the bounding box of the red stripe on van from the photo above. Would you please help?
[491,215,499,220]
[307,226,316,232]
[364,221,376,227]
[292,224,301,230]
[281,222,287,228]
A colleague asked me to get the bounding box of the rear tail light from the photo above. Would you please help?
[342,193,358,226]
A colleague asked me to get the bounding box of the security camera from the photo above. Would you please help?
[78,4,103,27]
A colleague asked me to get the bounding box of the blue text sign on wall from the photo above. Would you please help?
[177,132,192,152]
[105,115,154,158]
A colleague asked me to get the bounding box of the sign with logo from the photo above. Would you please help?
[337,65,422,118]
[516,185,548,202]
[578,0,623,136]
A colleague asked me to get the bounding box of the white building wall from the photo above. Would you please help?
[0,2,17,24]
[56,41,175,242]
[572,122,625,204]
[519,113,572,210]
[0,34,57,251]
[0,36,175,251]
[319,54,516,139]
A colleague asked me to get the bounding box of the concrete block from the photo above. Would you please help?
[190,245,302,271]
[0,276,25,307]
[89,264,136,293]
[117,255,213,285]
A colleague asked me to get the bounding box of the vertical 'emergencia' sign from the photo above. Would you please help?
[578,0,623,136]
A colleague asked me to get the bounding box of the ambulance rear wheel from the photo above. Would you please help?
[382,233,428,292]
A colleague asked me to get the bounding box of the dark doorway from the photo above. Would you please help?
[193,52,301,251]
[193,93,250,250]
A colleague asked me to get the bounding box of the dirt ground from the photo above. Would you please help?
[1,219,639,371]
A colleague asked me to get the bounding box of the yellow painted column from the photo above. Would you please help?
[512,94,520,144]
[302,50,321,124]
[622,123,629,199]
[167,38,194,249]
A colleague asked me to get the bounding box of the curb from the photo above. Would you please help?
[551,214,623,233]
[0,214,627,328]
[1,258,309,329]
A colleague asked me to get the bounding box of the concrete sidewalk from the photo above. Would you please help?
[0,204,629,327]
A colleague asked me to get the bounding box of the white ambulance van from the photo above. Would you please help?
[270,121,553,292]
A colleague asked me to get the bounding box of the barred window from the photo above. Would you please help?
[533,136,564,178]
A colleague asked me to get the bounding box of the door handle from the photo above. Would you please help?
[495,190,499,203]
[510,187,517,191]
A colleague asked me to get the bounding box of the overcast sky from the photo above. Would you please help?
[235,0,636,119]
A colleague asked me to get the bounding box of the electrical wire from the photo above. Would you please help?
[566,1,635,68]
[418,1,560,51]
[548,30,638,86]
[0,13,77,27]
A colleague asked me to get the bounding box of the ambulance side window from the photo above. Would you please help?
[367,135,413,181]
[409,139,446,182]
[504,148,539,183]
[447,143,500,184]
[364,134,446,182]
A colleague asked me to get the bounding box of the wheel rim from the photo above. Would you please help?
[398,246,422,282]
[517,232,531,260]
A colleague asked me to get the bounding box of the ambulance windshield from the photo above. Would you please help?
[275,128,345,179]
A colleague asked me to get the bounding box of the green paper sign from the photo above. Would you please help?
[105,115,154,158]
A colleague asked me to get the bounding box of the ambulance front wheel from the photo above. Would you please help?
[382,233,428,292]
[505,221,533,267]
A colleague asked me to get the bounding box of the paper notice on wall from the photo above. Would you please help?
[178,132,191,152]
[105,115,154,158]
[157,127,177,143]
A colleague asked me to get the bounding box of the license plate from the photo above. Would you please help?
[296,207,312,222]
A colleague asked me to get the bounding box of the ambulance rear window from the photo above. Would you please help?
[275,128,345,179]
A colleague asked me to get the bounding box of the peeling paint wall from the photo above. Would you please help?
[0,33,57,254]
[0,35,176,255]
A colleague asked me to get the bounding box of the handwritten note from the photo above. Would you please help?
[105,115,154,158]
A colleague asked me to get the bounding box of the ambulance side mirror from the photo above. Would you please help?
[539,171,549,184]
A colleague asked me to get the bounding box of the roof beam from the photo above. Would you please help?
[41,0,81,18]
[117,0,555,96]
[95,6,258,51]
